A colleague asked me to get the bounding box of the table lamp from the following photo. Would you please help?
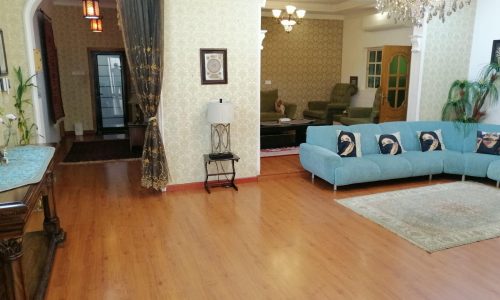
[207,99,234,159]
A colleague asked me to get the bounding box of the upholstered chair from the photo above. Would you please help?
[340,87,382,125]
[303,83,358,124]
[260,89,297,122]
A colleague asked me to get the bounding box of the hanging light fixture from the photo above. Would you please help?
[272,5,306,33]
[82,0,101,19]
[375,0,471,27]
[90,17,103,33]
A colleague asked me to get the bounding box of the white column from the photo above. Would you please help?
[407,23,427,121]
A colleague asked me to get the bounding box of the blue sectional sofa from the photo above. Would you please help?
[299,121,500,190]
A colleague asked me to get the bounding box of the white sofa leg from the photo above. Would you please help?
[333,185,337,191]
[311,173,315,183]
[429,174,433,181]
[462,175,466,182]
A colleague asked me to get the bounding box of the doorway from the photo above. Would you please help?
[91,51,128,134]
[379,45,412,123]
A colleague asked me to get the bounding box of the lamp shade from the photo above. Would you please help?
[90,18,103,32]
[82,0,100,19]
[207,100,234,124]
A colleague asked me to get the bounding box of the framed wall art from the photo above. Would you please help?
[491,40,500,64]
[200,48,227,85]
[0,30,8,76]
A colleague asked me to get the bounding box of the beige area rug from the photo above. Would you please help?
[338,181,500,252]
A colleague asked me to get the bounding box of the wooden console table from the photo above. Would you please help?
[0,148,65,300]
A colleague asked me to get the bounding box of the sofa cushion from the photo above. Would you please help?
[364,154,413,180]
[487,160,500,181]
[261,90,278,112]
[303,110,324,120]
[335,157,381,186]
[261,112,283,122]
[376,132,405,155]
[337,130,362,157]
[463,152,500,177]
[418,130,445,152]
[400,151,444,176]
[476,131,500,155]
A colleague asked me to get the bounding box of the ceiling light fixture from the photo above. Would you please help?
[272,5,306,33]
[82,0,101,19]
[375,0,471,26]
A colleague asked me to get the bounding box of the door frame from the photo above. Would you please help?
[88,48,129,134]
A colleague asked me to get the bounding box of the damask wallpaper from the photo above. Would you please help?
[162,0,261,184]
[0,0,31,145]
[419,1,477,121]
[52,6,124,131]
[261,17,343,118]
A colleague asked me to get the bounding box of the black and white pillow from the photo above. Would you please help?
[337,130,362,157]
[417,130,445,152]
[476,131,500,155]
[376,132,405,155]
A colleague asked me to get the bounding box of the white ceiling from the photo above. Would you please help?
[51,0,376,19]
[264,0,376,19]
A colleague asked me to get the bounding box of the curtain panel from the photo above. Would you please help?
[117,0,169,190]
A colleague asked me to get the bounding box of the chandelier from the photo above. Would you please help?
[375,0,471,26]
[272,5,306,33]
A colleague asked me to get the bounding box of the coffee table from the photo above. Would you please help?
[260,119,327,149]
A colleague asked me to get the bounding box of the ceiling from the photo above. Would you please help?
[264,0,376,19]
[51,0,376,19]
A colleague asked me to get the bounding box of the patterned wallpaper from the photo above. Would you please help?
[52,6,124,131]
[162,0,261,184]
[0,0,30,145]
[419,1,477,120]
[261,17,343,118]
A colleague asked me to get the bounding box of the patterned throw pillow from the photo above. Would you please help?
[274,98,285,115]
[337,130,362,157]
[376,132,405,155]
[417,130,445,152]
[476,131,500,155]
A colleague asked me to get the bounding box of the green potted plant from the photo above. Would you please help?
[442,60,500,123]
[12,67,37,145]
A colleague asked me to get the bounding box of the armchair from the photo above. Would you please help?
[340,87,381,125]
[303,83,358,124]
[260,89,297,122]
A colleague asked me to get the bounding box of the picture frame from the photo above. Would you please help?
[491,40,500,64]
[349,76,358,87]
[0,30,8,76]
[200,48,227,85]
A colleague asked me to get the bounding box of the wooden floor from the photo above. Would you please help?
[40,155,500,299]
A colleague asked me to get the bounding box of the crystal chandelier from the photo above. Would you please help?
[375,0,471,26]
[272,5,306,33]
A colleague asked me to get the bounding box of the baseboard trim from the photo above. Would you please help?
[167,177,258,192]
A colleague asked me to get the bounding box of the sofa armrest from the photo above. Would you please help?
[307,101,328,110]
[284,103,297,119]
[299,143,343,185]
[347,107,372,118]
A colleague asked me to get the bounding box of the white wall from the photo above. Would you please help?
[341,13,412,107]
[162,0,261,185]
[468,0,500,124]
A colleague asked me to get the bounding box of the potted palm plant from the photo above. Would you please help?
[442,60,500,123]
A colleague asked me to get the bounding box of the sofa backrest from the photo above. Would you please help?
[261,89,278,113]
[306,121,500,154]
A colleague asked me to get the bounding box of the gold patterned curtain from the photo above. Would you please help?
[117,0,169,190]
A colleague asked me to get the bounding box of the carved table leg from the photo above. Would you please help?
[42,171,65,244]
[0,237,27,300]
